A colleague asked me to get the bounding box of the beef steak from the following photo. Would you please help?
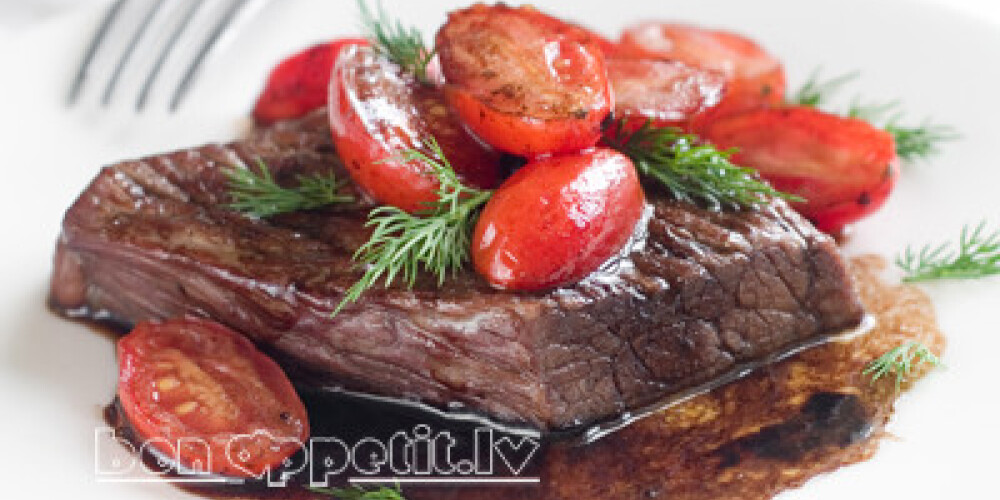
[49,109,864,431]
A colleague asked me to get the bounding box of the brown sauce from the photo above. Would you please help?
[97,256,945,500]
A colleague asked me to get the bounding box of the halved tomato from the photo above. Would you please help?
[472,148,644,290]
[617,22,785,127]
[117,318,308,478]
[436,4,612,157]
[570,22,619,57]
[252,38,368,125]
[608,58,726,132]
[700,107,899,233]
[329,45,501,212]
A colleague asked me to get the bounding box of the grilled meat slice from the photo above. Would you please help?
[50,109,864,430]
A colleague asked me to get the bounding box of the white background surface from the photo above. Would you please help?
[0,0,998,498]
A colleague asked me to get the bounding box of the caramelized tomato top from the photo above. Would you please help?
[329,45,500,211]
[619,22,779,80]
[608,58,726,128]
[437,4,610,120]
[705,107,897,184]
[701,107,899,233]
[618,22,786,123]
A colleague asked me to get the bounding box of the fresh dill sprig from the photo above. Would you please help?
[336,138,492,314]
[863,341,941,392]
[845,97,900,122]
[846,98,959,162]
[307,483,406,500]
[789,69,957,161]
[788,69,859,108]
[896,221,1000,282]
[603,119,803,211]
[358,0,435,82]
[226,159,353,218]
[884,120,959,162]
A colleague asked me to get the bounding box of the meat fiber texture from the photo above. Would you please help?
[49,109,864,431]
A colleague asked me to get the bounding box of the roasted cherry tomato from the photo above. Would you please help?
[253,38,368,125]
[472,148,644,290]
[570,22,619,56]
[436,4,613,157]
[329,45,501,212]
[617,22,785,127]
[117,318,308,478]
[608,58,726,132]
[700,107,899,233]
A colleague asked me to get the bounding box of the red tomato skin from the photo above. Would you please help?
[566,21,619,56]
[329,45,501,212]
[444,85,607,159]
[252,38,368,125]
[617,22,785,128]
[584,28,619,57]
[701,107,899,233]
[766,168,898,234]
[436,4,613,157]
[472,148,645,290]
[117,318,308,479]
[693,72,786,132]
[607,58,726,132]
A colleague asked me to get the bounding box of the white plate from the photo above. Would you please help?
[1,0,998,498]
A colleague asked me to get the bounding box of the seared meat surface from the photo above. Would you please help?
[50,109,863,430]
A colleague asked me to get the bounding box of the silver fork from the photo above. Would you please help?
[66,0,266,112]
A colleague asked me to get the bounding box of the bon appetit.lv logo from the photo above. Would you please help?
[96,424,542,486]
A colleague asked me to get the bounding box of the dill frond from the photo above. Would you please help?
[603,119,802,211]
[335,138,491,314]
[897,221,1000,282]
[226,159,353,218]
[790,69,957,161]
[307,483,406,500]
[863,341,941,392]
[358,0,435,82]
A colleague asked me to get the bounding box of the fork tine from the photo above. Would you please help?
[169,0,255,112]
[66,0,129,105]
[136,0,203,111]
[101,0,168,107]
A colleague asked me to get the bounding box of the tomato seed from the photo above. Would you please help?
[174,401,198,415]
[157,377,181,391]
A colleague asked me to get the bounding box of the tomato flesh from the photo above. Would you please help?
[608,58,726,132]
[436,4,612,156]
[574,23,619,57]
[329,45,501,212]
[700,107,899,233]
[117,318,308,478]
[253,38,368,125]
[472,148,645,290]
[617,22,785,127]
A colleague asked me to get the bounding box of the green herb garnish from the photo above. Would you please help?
[604,119,803,210]
[789,70,957,161]
[863,341,941,392]
[336,138,492,314]
[308,483,407,500]
[226,159,353,218]
[844,97,901,122]
[896,221,1000,282]
[846,99,959,162]
[884,120,958,162]
[788,69,859,108]
[358,0,435,82]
